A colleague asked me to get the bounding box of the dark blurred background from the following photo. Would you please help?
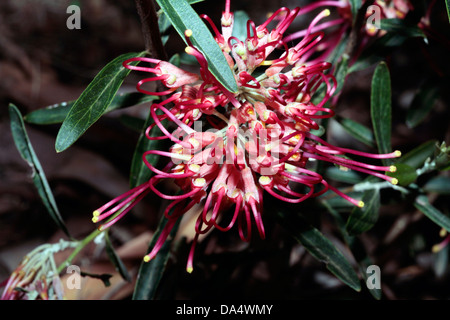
[0,0,449,300]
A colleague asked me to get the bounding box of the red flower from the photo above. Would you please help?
[92,0,400,272]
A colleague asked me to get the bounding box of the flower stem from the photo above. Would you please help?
[56,228,103,274]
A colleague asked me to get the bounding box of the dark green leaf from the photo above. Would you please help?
[371,62,392,164]
[155,0,238,93]
[24,92,156,125]
[346,189,380,235]
[324,204,381,299]
[104,231,132,282]
[133,215,181,300]
[349,33,406,73]
[446,0,450,23]
[334,116,375,148]
[379,18,426,38]
[9,104,70,237]
[424,176,450,195]
[277,211,361,292]
[415,195,450,233]
[398,140,438,169]
[386,163,417,186]
[406,83,440,128]
[55,51,146,152]
[119,115,146,132]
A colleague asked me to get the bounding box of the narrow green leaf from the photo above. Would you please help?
[398,140,438,169]
[424,176,450,195]
[158,0,206,45]
[24,92,156,125]
[324,203,381,299]
[104,231,132,282]
[119,115,146,132]
[55,51,146,152]
[406,84,440,128]
[9,104,70,237]
[371,62,392,164]
[277,211,361,292]
[446,0,450,23]
[133,215,181,300]
[379,18,426,38]
[415,195,450,233]
[349,32,404,73]
[334,116,375,148]
[346,189,380,235]
[155,0,238,93]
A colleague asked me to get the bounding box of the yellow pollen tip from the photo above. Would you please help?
[440,228,447,238]
[185,29,193,37]
[193,177,206,187]
[394,150,402,157]
[259,176,272,186]
[93,210,100,217]
[143,255,151,263]
[92,217,99,223]
[185,46,194,54]
[323,9,331,17]
[260,60,274,66]
[389,165,397,173]
[188,164,201,173]
[189,138,200,148]
[432,244,442,253]
[186,266,193,274]
[391,178,399,185]
[358,201,365,208]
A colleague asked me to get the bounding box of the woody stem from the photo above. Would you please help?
[134,0,168,61]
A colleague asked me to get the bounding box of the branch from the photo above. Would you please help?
[134,0,168,61]
[344,0,375,58]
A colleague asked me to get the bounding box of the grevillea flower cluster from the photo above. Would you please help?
[91,0,401,272]
[1,241,75,300]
